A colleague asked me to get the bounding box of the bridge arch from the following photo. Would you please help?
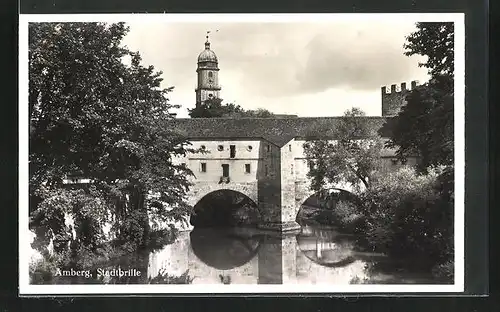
[187,182,258,208]
[295,180,363,226]
[296,187,358,211]
[188,183,260,228]
[295,180,358,213]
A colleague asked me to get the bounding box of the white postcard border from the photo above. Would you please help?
[18,13,466,295]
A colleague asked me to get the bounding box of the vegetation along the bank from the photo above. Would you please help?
[28,22,196,283]
[303,22,454,282]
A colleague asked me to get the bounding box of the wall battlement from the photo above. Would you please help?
[381,80,419,116]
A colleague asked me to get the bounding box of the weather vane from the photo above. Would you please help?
[206,29,219,41]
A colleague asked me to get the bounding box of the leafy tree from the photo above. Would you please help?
[377,22,455,278]
[226,107,275,118]
[188,98,274,118]
[386,76,453,170]
[404,22,454,79]
[388,22,454,171]
[303,108,384,193]
[359,166,452,274]
[29,22,194,253]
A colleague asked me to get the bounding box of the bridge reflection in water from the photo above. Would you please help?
[146,225,380,285]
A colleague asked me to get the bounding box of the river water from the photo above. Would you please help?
[79,225,440,285]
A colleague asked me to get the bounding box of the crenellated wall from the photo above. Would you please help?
[381,80,419,117]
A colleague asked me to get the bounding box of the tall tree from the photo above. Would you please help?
[388,22,454,171]
[29,22,194,251]
[378,22,455,276]
[304,108,384,193]
[404,22,454,79]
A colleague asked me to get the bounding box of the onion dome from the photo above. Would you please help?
[197,39,218,63]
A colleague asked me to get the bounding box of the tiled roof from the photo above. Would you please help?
[166,117,394,147]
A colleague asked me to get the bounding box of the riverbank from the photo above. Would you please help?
[30,223,449,285]
[29,226,187,284]
[298,209,453,285]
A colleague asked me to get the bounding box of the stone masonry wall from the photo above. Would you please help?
[187,181,259,207]
[381,81,418,117]
[257,141,282,224]
[280,139,298,223]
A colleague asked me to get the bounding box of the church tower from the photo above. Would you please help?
[195,33,221,106]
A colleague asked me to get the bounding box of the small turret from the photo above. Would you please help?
[381,80,419,117]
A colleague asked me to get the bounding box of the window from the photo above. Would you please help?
[230,145,236,158]
[200,145,206,150]
[289,145,292,152]
[208,71,213,78]
[266,144,270,152]
[201,162,207,172]
[291,164,294,174]
[245,164,251,173]
[265,165,269,176]
[247,145,253,151]
[391,159,398,165]
[208,94,213,98]
[222,164,229,177]
[218,145,224,151]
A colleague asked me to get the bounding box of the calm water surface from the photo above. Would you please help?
[87,225,440,285]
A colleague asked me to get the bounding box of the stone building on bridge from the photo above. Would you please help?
[168,117,418,232]
[164,36,419,233]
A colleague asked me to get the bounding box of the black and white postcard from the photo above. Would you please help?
[19,13,465,294]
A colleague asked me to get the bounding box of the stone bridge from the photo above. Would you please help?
[167,117,410,233]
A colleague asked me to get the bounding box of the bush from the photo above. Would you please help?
[29,258,58,284]
[148,226,178,251]
[334,200,364,230]
[117,210,151,251]
[360,166,453,271]
[29,249,72,284]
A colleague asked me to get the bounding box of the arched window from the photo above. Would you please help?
[208,71,213,78]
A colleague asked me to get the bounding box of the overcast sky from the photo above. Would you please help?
[122,19,430,118]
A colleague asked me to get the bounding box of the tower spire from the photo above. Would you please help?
[196,30,220,106]
[205,31,210,49]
